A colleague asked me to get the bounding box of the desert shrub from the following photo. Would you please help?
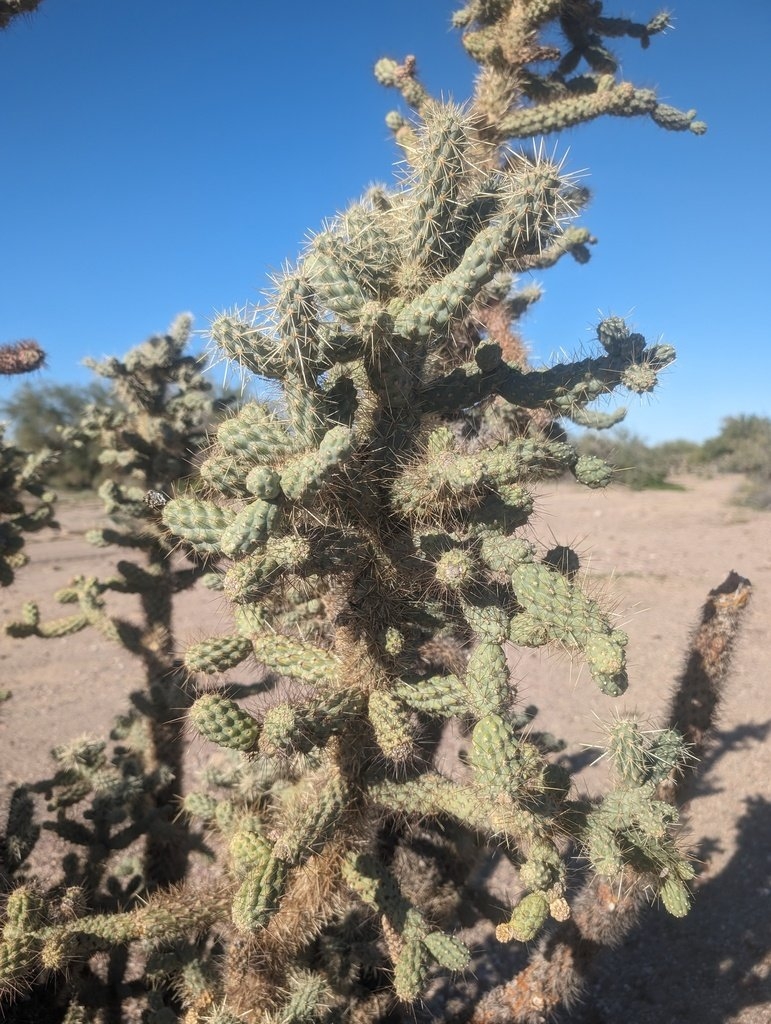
[699,415,771,474]
[698,415,771,509]
[1,380,115,490]
[574,428,690,490]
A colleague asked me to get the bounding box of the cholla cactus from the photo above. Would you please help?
[0,423,56,588]
[376,1,705,147]
[4,314,230,866]
[0,339,45,376]
[0,5,748,1023]
[1,318,234,1012]
[0,341,53,587]
[0,1,45,30]
[155,101,683,1017]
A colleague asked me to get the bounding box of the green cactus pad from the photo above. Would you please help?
[231,854,288,931]
[250,634,340,685]
[189,694,260,752]
[220,499,282,558]
[184,634,253,675]
[162,497,235,555]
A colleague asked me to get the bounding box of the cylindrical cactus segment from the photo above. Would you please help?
[244,465,282,500]
[573,454,614,488]
[229,829,271,879]
[392,157,573,338]
[250,634,340,685]
[189,694,260,752]
[368,690,417,763]
[184,634,253,675]
[279,425,355,504]
[470,713,522,795]
[231,853,288,932]
[220,499,282,558]
[392,673,469,717]
[464,641,512,716]
[162,497,235,555]
[217,403,295,460]
[506,558,629,695]
[272,767,347,862]
[422,930,470,971]
[403,102,471,272]
[223,535,311,604]
[496,891,550,943]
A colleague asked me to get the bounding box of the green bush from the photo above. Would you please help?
[0,381,114,490]
[698,415,771,509]
[574,429,694,490]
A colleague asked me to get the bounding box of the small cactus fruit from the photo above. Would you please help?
[189,694,260,752]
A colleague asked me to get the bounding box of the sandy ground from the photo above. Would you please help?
[1,473,769,1023]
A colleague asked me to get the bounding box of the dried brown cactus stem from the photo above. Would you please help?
[662,570,752,801]
[0,340,45,375]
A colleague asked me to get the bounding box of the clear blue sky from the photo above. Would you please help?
[1,0,769,443]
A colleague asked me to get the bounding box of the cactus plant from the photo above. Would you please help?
[0,4,753,1023]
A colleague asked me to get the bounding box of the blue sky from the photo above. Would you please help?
[1,0,769,443]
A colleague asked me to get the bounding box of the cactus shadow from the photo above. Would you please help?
[679,719,771,802]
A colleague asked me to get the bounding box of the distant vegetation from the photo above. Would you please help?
[0,380,115,490]
[0,376,239,492]
[574,415,771,507]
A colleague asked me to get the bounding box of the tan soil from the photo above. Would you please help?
[1,473,769,1023]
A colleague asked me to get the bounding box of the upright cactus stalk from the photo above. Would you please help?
[0,423,57,588]
[1,5,742,1023]
[2,318,236,1014]
[160,83,685,1022]
[5,314,231,877]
